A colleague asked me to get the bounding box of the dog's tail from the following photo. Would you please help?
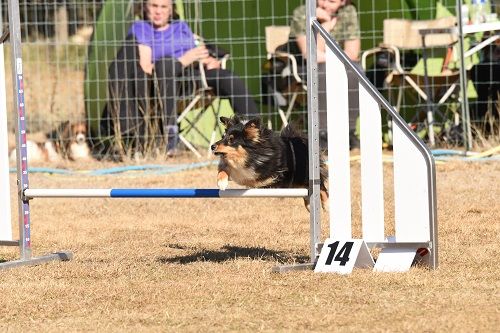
[280,123,306,141]
[319,157,329,194]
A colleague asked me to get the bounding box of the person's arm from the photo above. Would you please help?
[296,34,327,63]
[129,22,155,74]
[298,35,359,63]
[338,5,361,62]
[298,26,360,63]
[176,21,211,68]
[178,45,210,67]
[343,38,360,62]
[202,56,221,70]
[294,8,336,64]
[137,44,154,75]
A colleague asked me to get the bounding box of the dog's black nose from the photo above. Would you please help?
[211,144,216,151]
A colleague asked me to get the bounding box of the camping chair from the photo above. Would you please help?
[263,25,307,128]
[361,17,460,146]
[175,37,230,158]
[104,36,229,158]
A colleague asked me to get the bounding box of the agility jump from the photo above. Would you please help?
[1,0,437,273]
[23,188,309,198]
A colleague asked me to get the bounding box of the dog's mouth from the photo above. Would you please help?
[75,133,86,145]
[211,143,227,156]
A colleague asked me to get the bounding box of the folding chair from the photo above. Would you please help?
[175,39,230,158]
[361,17,460,146]
[263,25,307,128]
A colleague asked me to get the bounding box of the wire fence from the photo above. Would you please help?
[1,0,499,161]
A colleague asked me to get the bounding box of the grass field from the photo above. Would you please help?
[1,157,498,332]
[2,36,499,332]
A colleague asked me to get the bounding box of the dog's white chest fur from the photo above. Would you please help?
[45,141,61,162]
[69,142,90,160]
[226,164,275,188]
[227,165,257,185]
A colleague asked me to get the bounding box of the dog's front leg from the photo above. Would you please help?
[217,170,229,190]
[302,191,329,212]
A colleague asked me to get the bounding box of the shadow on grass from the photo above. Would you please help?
[158,244,309,265]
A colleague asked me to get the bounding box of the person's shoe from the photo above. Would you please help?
[166,148,177,158]
[165,125,179,157]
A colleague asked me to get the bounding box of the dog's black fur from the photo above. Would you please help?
[211,116,328,209]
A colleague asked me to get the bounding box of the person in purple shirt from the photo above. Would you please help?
[111,0,259,157]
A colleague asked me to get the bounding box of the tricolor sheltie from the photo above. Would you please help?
[211,116,329,210]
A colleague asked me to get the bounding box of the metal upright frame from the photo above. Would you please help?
[273,0,321,272]
[305,0,322,267]
[0,0,72,271]
[0,2,14,243]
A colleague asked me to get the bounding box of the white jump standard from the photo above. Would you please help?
[0,0,73,270]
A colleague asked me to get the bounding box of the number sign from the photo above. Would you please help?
[315,239,374,274]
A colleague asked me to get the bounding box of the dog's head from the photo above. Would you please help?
[71,122,87,145]
[211,116,262,160]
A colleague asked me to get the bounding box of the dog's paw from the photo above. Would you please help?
[303,198,310,212]
[217,178,229,191]
[217,170,229,191]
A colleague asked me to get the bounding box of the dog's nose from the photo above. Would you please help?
[76,134,86,144]
[211,144,216,151]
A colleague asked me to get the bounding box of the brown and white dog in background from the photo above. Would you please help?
[9,121,91,163]
[47,121,90,161]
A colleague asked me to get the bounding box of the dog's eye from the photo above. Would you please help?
[227,135,234,145]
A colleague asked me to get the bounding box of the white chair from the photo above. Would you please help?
[361,17,461,146]
[264,25,307,128]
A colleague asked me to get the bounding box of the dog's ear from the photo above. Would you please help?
[220,116,232,128]
[244,118,261,142]
[232,115,242,123]
[245,117,261,129]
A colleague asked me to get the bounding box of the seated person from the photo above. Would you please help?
[289,0,361,149]
[291,0,360,64]
[103,0,259,156]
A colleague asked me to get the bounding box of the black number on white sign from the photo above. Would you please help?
[325,241,354,266]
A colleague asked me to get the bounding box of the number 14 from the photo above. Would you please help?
[325,241,354,266]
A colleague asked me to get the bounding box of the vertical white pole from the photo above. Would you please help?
[0,8,13,241]
[326,47,351,239]
[359,86,385,242]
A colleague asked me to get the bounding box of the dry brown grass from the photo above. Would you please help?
[1,159,499,332]
[2,41,499,332]
[3,45,86,133]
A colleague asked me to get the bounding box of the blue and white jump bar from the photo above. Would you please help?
[23,188,309,199]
